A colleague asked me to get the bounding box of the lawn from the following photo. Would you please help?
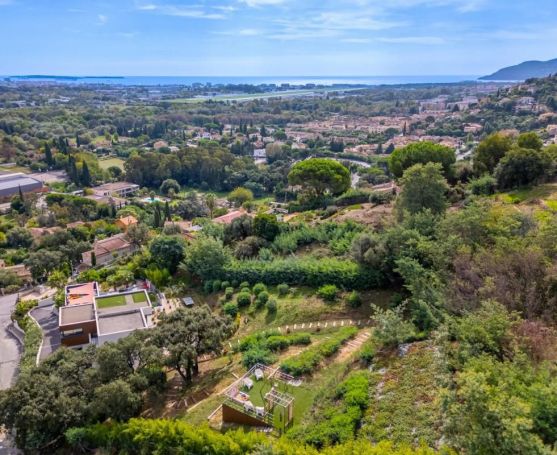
[132,292,148,304]
[98,157,125,170]
[96,295,126,308]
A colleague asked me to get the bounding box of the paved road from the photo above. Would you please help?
[0,294,20,390]
[30,299,60,360]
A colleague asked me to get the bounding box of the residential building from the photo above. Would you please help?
[213,209,251,225]
[0,173,45,200]
[81,233,136,268]
[163,220,199,239]
[92,181,139,198]
[115,215,138,232]
[59,282,153,347]
[0,260,32,282]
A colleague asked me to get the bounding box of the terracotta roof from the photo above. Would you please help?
[213,210,249,225]
[93,233,131,256]
[117,215,137,226]
[67,282,97,306]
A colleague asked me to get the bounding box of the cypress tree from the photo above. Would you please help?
[44,142,53,165]
[153,205,161,228]
[165,201,171,221]
[68,156,79,184]
[91,251,96,267]
[81,161,91,187]
[18,185,24,202]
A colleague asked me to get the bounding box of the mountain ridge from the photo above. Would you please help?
[481,58,557,81]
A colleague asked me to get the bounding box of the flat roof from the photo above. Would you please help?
[97,311,146,335]
[66,282,97,305]
[0,174,42,197]
[60,303,95,325]
[95,290,150,315]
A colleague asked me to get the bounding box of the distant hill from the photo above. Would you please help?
[480,58,557,81]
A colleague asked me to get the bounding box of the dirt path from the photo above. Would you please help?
[334,329,372,362]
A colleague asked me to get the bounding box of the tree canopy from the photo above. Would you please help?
[388,141,455,178]
[288,158,350,197]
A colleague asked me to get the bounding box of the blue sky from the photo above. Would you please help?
[0,0,556,76]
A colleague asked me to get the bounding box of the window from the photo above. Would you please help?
[62,328,83,337]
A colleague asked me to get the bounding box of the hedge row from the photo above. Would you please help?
[223,258,382,290]
[280,327,358,377]
[334,189,372,206]
[66,418,447,454]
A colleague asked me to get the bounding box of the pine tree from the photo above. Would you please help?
[81,161,91,187]
[44,142,53,166]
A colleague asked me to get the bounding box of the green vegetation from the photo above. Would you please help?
[65,418,449,454]
[131,292,148,304]
[280,327,357,376]
[95,294,126,308]
[3,74,557,454]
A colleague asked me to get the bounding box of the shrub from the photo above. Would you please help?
[242,347,275,369]
[469,174,497,196]
[224,287,234,301]
[212,280,222,293]
[223,302,238,317]
[255,291,269,308]
[369,191,395,205]
[347,290,362,308]
[277,283,290,296]
[266,298,277,313]
[317,284,338,302]
[359,342,376,364]
[220,281,230,290]
[203,281,213,294]
[236,292,251,308]
[334,189,372,206]
[252,283,267,296]
[240,287,251,294]
[239,281,250,289]
[289,332,311,345]
[266,335,290,351]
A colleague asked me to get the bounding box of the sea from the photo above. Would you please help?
[2,75,480,87]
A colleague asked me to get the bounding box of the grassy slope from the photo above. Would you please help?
[359,341,444,447]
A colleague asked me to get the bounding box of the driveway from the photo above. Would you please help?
[0,294,20,390]
[30,299,60,360]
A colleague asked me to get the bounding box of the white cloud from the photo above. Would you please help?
[97,14,108,25]
[239,28,260,35]
[136,4,226,19]
[378,36,446,44]
[341,38,372,43]
[240,0,287,7]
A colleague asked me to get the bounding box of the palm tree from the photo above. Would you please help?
[204,193,217,219]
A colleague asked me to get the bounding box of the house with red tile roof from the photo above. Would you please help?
[213,209,251,225]
[81,233,137,268]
